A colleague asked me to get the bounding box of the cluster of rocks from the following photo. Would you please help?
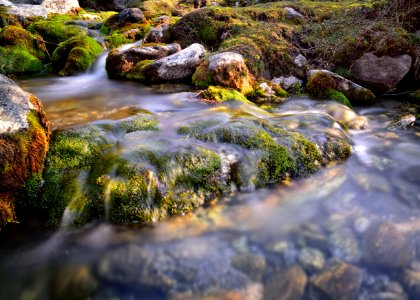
[3,0,79,18]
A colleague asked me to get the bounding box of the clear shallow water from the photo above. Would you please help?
[2,70,420,299]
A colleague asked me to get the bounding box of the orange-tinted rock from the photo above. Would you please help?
[0,74,51,227]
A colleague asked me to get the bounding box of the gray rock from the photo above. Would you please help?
[351,53,412,93]
[311,261,362,300]
[144,43,206,82]
[117,8,145,24]
[294,54,307,68]
[272,76,302,91]
[145,25,170,43]
[330,229,362,264]
[362,221,413,269]
[298,247,325,273]
[41,0,79,14]
[0,74,35,134]
[284,7,304,19]
[231,252,266,281]
[8,4,47,18]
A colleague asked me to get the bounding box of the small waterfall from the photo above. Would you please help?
[60,207,82,229]
[88,50,109,78]
[146,170,155,208]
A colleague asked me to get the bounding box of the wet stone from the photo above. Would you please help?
[298,247,325,273]
[264,266,307,300]
[403,269,420,298]
[231,252,267,281]
[329,228,362,264]
[310,261,362,300]
[49,264,98,300]
[362,222,413,269]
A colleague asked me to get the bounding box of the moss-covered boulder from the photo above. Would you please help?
[105,43,181,79]
[193,52,253,92]
[0,6,21,29]
[52,36,102,75]
[0,74,50,227]
[306,69,375,106]
[35,99,353,227]
[0,25,48,60]
[28,20,87,53]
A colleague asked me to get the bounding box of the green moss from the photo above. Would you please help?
[200,86,251,104]
[27,21,86,53]
[125,59,154,82]
[192,61,212,88]
[116,114,159,133]
[52,36,102,75]
[0,26,47,60]
[105,33,131,49]
[327,89,352,107]
[0,46,43,75]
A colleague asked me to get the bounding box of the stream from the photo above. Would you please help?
[0,54,420,299]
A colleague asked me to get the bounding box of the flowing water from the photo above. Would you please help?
[1,56,420,299]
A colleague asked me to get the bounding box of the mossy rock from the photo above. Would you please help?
[0,77,51,227]
[0,25,48,61]
[28,20,87,53]
[199,86,251,104]
[306,70,375,106]
[52,36,102,75]
[0,47,43,75]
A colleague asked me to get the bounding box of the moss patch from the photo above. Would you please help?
[0,47,43,75]
[199,86,251,104]
[52,36,102,75]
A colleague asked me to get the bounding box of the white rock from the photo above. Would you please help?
[41,0,79,14]
[8,4,47,18]
[145,43,206,82]
[284,7,304,19]
[294,54,307,68]
[0,0,14,7]
[0,74,35,134]
[272,76,302,90]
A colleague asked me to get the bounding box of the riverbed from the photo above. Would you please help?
[1,63,420,299]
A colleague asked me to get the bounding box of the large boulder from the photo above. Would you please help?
[351,53,413,93]
[41,0,79,14]
[306,69,375,106]
[106,44,181,79]
[143,43,206,83]
[193,52,253,92]
[0,74,50,227]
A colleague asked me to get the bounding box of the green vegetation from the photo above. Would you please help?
[199,86,251,104]
[52,36,102,75]
[0,47,43,75]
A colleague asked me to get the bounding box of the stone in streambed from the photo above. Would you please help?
[49,264,98,300]
[231,252,266,281]
[106,43,181,79]
[264,266,307,300]
[298,247,325,273]
[310,261,362,300]
[362,221,413,269]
